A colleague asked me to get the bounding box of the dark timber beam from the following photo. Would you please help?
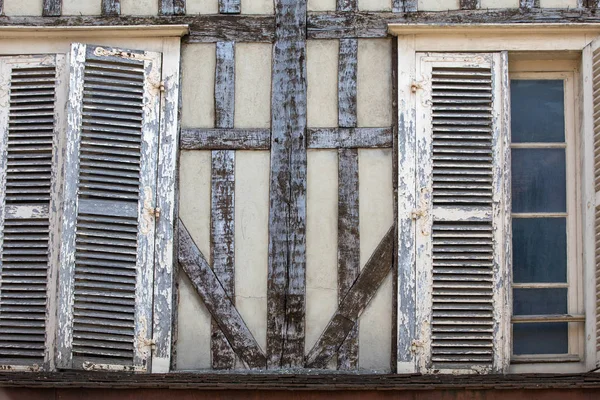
[211,41,237,370]
[336,37,359,371]
[267,0,307,369]
[307,9,600,39]
[178,220,266,369]
[180,128,270,150]
[307,127,392,149]
[460,0,480,9]
[43,0,61,16]
[0,15,274,43]
[160,0,186,15]
[393,0,417,12]
[220,0,241,14]
[101,0,120,16]
[586,0,599,8]
[520,0,539,9]
[305,226,395,368]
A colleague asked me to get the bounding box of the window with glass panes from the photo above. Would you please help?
[510,72,584,363]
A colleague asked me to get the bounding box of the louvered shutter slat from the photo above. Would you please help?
[0,56,63,368]
[57,44,161,371]
[591,44,600,362]
[415,53,506,373]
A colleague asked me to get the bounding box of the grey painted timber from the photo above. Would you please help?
[180,128,270,150]
[211,40,236,370]
[307,127,392,149]
[393,0,417,12]
[460,0,480,9]
[43,0,61,16]
[220,0,241,14]
[266,0,307,369]
[178,220,267,369]
[338,39,357,129]
[305,226,395,368]
[160,0,186,15]
[101,0,120,15]
[520,0,539,8]
[337,0,356,12]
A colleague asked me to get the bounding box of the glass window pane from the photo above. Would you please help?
[512,218,567,283]
[513,322,568,355]
[511,148,566,213]
[513,288,567,315]
[511,80,565,143]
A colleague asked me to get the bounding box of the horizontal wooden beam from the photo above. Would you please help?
[0,15,274,43]
[305,225,394,368]
[178,219,267,369]
[180,128,271,150]
[307,9,600,39]
[307,127,392,149]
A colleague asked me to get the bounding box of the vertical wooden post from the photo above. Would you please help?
[220,0,241,13]
[101,0,120,15]
[460,0,480,9]
[393,0,417,12]
[586,0,599,9]
[42,0,61,16]
[160,0,186,15]
[337,0,357,11]
[337,38,360,371]
[267,0,308,369]
[520,0,539,9]
[211,41,237,369]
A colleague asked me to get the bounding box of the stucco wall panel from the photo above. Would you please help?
[235,150,270,352]
[121,0,159,15]
[358,148,393,371]
[241,0,274,14]
[181,44,215,129]
[307,40,339,128]
[186,0,219,14]
[418,0,460,11]
[359,0,391,11]
[540,0,577,7]
[357,39,392,128]
[306,150,339,353]
[176,150,213,370]
[63,0,101,15]
[235,43,271,129]
[308,0,335,11]
[4,0,42,16]
[480,0,519,8]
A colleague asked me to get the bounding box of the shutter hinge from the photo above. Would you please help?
[153,207,161,218]
[411,82,423,93]
[411,340,424,353]
[411,208,425,219]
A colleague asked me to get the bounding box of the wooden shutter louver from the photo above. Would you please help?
[415,53,507,373]
[57,44,161,371]
[0,55,64,368]
[593,45,600,358]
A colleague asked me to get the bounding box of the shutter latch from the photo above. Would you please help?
[411,82,423,93]
[411,208,425,219]
[153,208,161,218]
[411,340,424,353]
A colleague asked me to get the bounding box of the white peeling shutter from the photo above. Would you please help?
[0,55,65,370]
[414,53,508,373]
[583,38,600,369]
[56,44,162,371]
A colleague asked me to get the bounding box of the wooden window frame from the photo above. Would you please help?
[390,23,600,374]
[0,26,186,373]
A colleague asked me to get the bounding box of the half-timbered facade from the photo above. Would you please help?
[0,0,600,398]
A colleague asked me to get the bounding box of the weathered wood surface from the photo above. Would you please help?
[460,0,479,9]
[0,16,274,43]
[337,0,357,12]
[305,226,394,368]
[180,128,270,150]
[220,0,241,14]
[43,0,61,16]
[520,0,539,9]
[390,35,399,374]
[160,0,186,15]
[338,39,357,129]
[101,0,120,16]
[336,35,359,371]
[0,0,3,15]
[307,9,600,39]
[211,151,236,369]
[215,42,235,130]
[393,0,417,12]
[307,127,392,149]
[178,220,267,369]
[267,0,307,369]
[337,148,360,370]
[211,40,236,370]
[586,0,599,9]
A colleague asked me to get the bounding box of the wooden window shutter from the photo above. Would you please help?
[56,43,162,371]
[0,55,66,370]
[413,52,509,373]
[583,38,600,369]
